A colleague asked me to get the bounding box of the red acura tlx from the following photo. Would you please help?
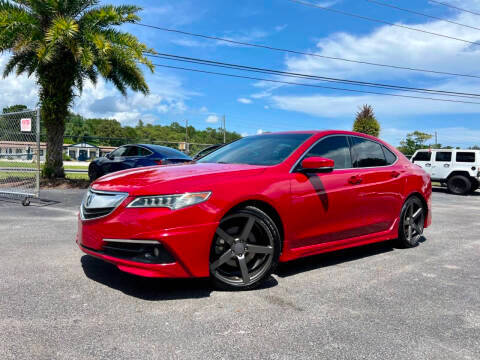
[77,131,432,290]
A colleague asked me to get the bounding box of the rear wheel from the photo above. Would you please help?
[447,175,471,195]
[209,206,281,291]
[398,196,425,248]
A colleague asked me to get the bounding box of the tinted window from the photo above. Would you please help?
[198,133,313,166]
[147,145,191,159]
[304,136,352,169]
[412,151,431,162]
[124,146,152,157]
[109,146,128,158]
[383,146,397,165]
[456,152,475,163]
[435,152,452,162]
[351,137,387,167]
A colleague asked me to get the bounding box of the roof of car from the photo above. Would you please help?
[130,144,191,159]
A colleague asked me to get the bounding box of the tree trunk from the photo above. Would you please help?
[38,56,75,179]
[44,119,66,178]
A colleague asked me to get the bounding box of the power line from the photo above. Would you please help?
[429,0,480,17]
[364,0,480,31]
[287,0,480,47]
[135,23,480,80]
[151,62,480,105]
[147,53,480,100]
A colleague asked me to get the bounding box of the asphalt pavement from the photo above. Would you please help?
[0,188,479,360]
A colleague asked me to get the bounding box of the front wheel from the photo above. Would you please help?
[397,196,425,248]
[209,206,281,291]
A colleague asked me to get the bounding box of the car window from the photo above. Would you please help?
[304,136,352,169]
[412,151,431,162]
[383,146,397,165]
[435,152,452,162]
[350,137,387,168]
[456,152,475,163]
[124,146,152,157]
[109,146,128,158]
[198,133,313,166]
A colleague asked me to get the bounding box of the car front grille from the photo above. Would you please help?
[80,189,128,221]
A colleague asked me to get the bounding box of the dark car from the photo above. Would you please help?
[88,144,192,181]
[192,144,225,161]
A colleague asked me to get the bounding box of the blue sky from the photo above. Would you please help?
[2,0,480,146]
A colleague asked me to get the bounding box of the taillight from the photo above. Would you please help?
[154,159,165,165]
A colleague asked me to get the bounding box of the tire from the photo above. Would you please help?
[209,206,281,291]
[397,196,425,248]
[88,164,102,182]
[470,179,479,194]
[447,175,471,195]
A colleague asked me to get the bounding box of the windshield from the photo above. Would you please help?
[198,133,313,166]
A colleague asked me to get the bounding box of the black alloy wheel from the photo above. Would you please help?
[398,196,425,248]
[209,206,280,290]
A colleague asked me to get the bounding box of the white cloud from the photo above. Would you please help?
[237,97,252,104]
[0,54,38,110]
[256,129,264,134]
[199,106,208,113]
[264,105,270,109]
[275,24,288,32]
[206,115,219,123]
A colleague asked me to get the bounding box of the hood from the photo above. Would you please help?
[91,162,268,195]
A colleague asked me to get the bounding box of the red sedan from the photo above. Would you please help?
[77,131,432,290]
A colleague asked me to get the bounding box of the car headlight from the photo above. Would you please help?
[127,192,211,210]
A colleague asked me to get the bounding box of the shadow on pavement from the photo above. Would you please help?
[0,195,60,207]
[275,239,421,278]
[432,187,479,196]
[82,255,279,299]
[81,255,213,300]
[82,238,428,295]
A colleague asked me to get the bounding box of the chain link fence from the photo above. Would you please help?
[0,109,40,204]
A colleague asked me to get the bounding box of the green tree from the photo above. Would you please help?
[0,0,153,178]
[397,131,433,155]
[353,104,380,137]
[2,104,28,113]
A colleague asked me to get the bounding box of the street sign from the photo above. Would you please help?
[21,118,32,132]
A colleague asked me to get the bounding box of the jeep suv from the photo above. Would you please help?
[411,149,480,195]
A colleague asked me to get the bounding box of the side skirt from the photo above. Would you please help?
[279,218,399,262]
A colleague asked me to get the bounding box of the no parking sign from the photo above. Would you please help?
[21,118,32,132]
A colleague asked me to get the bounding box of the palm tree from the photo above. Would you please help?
[0,0,154,178]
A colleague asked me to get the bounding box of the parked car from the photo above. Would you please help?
[411,149,480,195]
[192,144,225,161]
[78,131,432,290]
[88,144,192,181]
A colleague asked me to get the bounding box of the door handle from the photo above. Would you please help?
[348,175,363,185]
[391,170,401,178]
[444,164,450,168]
[425,163,431,167]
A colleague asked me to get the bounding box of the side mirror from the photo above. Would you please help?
[105,153,112,159]
[300,157,335,173]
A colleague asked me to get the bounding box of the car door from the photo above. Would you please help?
[348,136,404,235]
[432,151,452,180]
[289,135,362,248]
[102,146,129,174]
[412,150,433,176]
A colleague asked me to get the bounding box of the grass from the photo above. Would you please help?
[65,172,89,180]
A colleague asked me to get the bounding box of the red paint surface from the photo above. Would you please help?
[77,130,432,278]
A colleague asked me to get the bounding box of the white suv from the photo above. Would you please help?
[411,149,480,195]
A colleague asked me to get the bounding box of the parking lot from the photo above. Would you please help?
[1,189,479,360]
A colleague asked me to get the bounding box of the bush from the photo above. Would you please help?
[63,153,72,161]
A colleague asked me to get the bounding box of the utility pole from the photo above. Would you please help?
[435,131,438,146]
[222,115,226,143]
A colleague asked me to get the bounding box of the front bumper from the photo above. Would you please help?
[76,205,219,278]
